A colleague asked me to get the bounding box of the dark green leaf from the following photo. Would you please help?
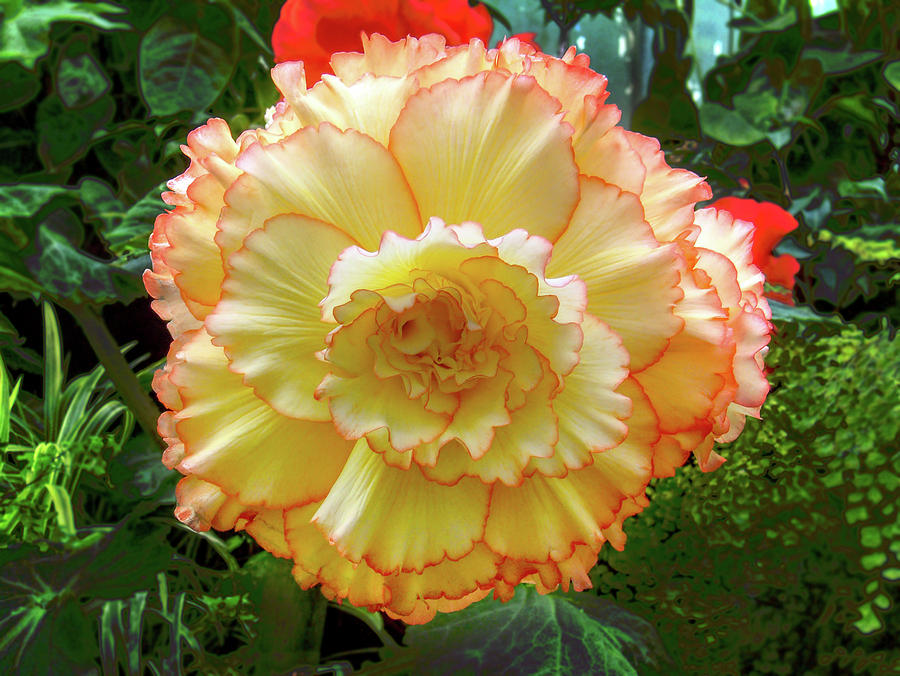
[235,553,328,674]
[30,218,123,303]
[0,62,41,112]
[0,524,169,674]
[106,433,177,504]
[699,103,768,146]
[77,176,124,231]
[769,300,840,324]
[0,311,41,373]
[138,16,233,117]
[56,52,111,108]
[36,94,115,168]
[212,0,272,56]
[0,0,130,69]
[376,589,669,676]
[0,266,43,296]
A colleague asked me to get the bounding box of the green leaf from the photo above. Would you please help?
[56,51,111,108]
[769,300,841,324]
[0,62,40,112]
[77,176,124,232]
[211,0,272,56]
[41,302,63,440]
[731,8,797,34]
[733,88,779,125]
[884,61,900,90]
[138,16,233,117]
[0,523,170,674]
[29,215,136,304]
[106,433,177,504]
[837,177,888,201]
[0,184,72,217]
[699,103,768,146]
[375,589,669,675]
[36,93,115,168]
[102,182,166,255]
[0,0,130,69]
[801,47,882,74]
[235,553,329,673]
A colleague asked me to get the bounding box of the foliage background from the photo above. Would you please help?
[0,0,897,673]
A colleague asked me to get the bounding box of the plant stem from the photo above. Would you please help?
[59,300,163,448]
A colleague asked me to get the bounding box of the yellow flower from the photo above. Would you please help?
[145,34,772,623]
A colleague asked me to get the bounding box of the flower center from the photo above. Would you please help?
[314,218,586,455]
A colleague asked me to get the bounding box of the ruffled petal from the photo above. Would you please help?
[286,502,499,622]
[549,177,683,369]
[533,314,630,475]
[316,308,453,450]
[218,123,422,262]
[625,131,712,242]
[174,476,290,557]
[389,71,579,242]
[205,214,355,421]
[633,261,733,435]
[312,439,489,574]
[484,428,652,563]
[273,66,421,146]
[169,330,353,508]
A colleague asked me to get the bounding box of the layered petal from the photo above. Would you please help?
[169,330,353,508]
[313,439,490,573]
[205,214,355,421]
[389,71,579,241]
[550,177,683,369]
[218,123,422,262]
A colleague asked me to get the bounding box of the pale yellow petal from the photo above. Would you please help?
[205,214,355,421]
[170,330,353,508]
[389,71,579,241]
[218,123,422,260]
[312,439,489,574]
[549,177,683,369]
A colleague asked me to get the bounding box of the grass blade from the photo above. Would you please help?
[41,303,64,441]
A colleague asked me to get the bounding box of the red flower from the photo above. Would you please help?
[272,0,494,82]
[709,197,800,304]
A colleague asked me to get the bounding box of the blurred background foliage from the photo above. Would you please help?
[0,0,897,673]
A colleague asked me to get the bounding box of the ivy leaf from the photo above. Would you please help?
[0,183,73,217]
[101,182,166,256]
[138,16,233,117]
[56,51,111,108]
[0,0,130,69]
[36,94,115,168]
[375,589,669,675]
